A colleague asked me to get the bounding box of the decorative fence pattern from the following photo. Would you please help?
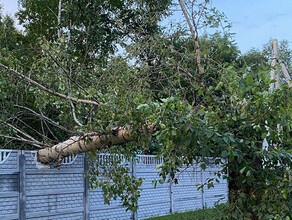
[0,150,228,220]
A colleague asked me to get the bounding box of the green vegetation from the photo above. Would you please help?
[147,205,225,220]
[0,1,291,219]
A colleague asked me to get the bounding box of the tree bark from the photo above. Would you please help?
[37,123,159,168]
[270,39,278,90]
[279,60,292,87]
[37,127,133,167]
[178,0,204,75]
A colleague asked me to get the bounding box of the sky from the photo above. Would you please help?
[212,0,292,53]
[1,0,292,54]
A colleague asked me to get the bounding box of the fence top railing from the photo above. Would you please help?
[30,151,78,165]
[135,155,163,165]
[95,153,163,166]
[0,149,13,164]
[0,149,225,169]
[0,150,164,167]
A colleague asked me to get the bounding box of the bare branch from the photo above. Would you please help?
[0,134,43,148]
[69,101,83,126]
[38,108,59,141]
[15,105,76,134]
[0,63,99,106]
[57,0,62,39]
[178,0,204,75]
[2,122,45,146]
[10,115,55,143]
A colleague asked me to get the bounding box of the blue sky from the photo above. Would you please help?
[1,0,292,54]
[212,0,292,53]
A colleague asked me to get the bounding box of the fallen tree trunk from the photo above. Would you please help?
[37,127,133,167]
[37,124,159,168]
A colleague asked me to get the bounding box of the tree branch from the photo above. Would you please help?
[2,122,45,146]
[178,0,204,75]
[0,134,43,148]
[270,39,278,90]
[0,63,99,106]
[57,0,62,39]
[69,101,83,126]
[279,60,292,87]
[37,128,133,165]
[15,105,76,134]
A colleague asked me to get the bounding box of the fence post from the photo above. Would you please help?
[169,180,174,214]
[19,151,26,220]
[131,156,137,220]
[83,154,90,220]
[200,168,205,209]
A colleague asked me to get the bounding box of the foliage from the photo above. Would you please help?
[146,204,226,220]
[0,1,291,219]
[131,68,292,219]
[87,153,143,212]
[17,0,172,65]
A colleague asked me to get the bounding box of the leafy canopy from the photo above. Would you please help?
[0,1,291,219]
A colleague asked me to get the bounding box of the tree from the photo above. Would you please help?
[0,1,291,219]
[17,0,172,65]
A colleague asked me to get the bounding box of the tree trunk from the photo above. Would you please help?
[37,124,159,168]
[37,127,133,167]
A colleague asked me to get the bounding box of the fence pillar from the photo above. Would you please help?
[131,157,137,220]
[83,154,90,220]
[200,168,205,209]
[19,151,26,220]
[169,181,174,214]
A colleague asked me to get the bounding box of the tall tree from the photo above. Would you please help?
[17,0,172,64]
[0,1,291,218]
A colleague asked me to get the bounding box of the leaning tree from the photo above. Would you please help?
[0,0,291,219]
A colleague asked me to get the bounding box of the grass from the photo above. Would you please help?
[146,205,225,220]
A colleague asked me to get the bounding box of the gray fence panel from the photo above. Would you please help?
[0,150,19,220]
[203,163,228,209]
[24,151,85,220]
[0,150,228,220]
[136,162,170,219]
[89,188,132,220]
[172,166,202,213]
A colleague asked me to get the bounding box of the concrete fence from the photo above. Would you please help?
[0,150,228,220]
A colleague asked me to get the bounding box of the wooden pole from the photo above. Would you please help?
[270,39,292,88]
[178,0,204,75]
[270,39,278,90]
[279,61,292,87]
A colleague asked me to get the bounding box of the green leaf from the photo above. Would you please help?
[281,189,288,199]
[88,88,95,97]
[201,163,206,170]
[246,170,251,177]
[136,104,149,110]
[246,75,253,86]
[239,167,246,174]
[221,150,228,158]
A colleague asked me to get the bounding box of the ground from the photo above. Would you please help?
[146,205,225,220]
